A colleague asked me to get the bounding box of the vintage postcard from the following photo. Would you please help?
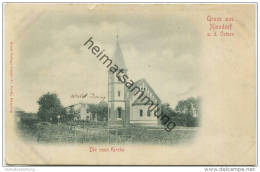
[4,3,256,165]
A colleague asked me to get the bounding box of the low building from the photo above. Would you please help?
[64,103,97,121]
[15,107,38,122]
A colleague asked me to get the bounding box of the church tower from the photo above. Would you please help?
[108,35,129,126]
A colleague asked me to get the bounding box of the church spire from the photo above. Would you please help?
[113,34,127,70]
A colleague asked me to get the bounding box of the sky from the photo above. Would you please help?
[14,6,201,112]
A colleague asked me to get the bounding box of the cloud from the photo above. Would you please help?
[15,10,201,112]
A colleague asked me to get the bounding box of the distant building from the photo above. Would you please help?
[64,103,96,121]
[175,102,199,118]
[191,103,199,117]
[15,107,37,122]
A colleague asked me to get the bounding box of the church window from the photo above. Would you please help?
[139,109,143,117]
[118,107,122,118]
[118,91,120,97]
[147,110,151,117]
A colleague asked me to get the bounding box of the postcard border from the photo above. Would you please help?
[1,1,258,167]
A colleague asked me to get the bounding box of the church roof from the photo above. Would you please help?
[113,36,127,69]
[131,78,161,105]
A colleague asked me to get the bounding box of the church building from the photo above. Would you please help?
[108,37,161,127]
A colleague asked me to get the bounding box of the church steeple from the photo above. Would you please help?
[113,35,127,70]
[108,35,129,126]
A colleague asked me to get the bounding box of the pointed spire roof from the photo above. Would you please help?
[113,35,127,69]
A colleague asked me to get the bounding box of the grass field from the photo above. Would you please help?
[17,121,198,145]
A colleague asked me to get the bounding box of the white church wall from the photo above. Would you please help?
[130,105,157,124]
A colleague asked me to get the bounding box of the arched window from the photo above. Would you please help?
[118,91,120,97]
[139,109,143,117]
[118,107,122,118]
